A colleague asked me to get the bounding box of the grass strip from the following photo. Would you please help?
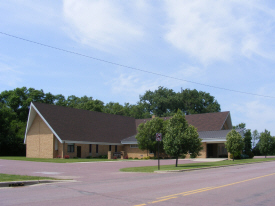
[120,158,275,173]
[0,173,56,182]
[0,156,119,163]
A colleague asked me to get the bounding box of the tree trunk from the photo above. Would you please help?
[175,157,178,167]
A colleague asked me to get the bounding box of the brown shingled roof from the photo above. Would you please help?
[32,102,137,143]
[185,111,230,131]
[135,111,230,132]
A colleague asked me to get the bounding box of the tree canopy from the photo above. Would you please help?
[225,129,244,161]
[136,117,167,156]
[233,123,246,129]
[139,87,221,116]
[258,129,275,158]
[163,110,202,166]
[243,129,252,155]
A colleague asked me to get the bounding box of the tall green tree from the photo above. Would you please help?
[178,89,221,115]
[243,129,252,155]
[163,110,202,167]
[103,102,125,115]
[258,129,275,158]
[0,87,52,155]
[233,123,246,129]
[0,103,26,155]
[139,87,221,117]
[136,117,166,157]
[225,129,244,161]
[139,86,177,117]
[126,103,151,119]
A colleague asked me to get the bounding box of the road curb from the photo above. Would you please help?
[0,179,73,188]
[154,160,275,173]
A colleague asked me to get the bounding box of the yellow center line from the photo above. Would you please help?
[150,196,178,203]
[156,187,215,199]
[134,173,275,206]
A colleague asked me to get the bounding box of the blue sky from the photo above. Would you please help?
[1,0,275,135]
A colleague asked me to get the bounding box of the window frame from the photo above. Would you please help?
[89,144,92,153]
[67,143,75,153]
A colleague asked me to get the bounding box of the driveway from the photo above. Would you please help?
[1,158,275,206]
[0,159,204,181]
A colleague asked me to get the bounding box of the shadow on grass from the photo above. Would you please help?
[176,164,212,168]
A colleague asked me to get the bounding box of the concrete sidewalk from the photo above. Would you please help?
[190,158,227,162]
[0,179,74,188]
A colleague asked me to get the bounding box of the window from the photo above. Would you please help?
[55,139,58,150]
[149,150,154,154]
[89,144,92,153]
[115,145,117,152]
[130,144,138,148]
[109,145,112,151]
[67,144,74,153]
[96,144,98,153]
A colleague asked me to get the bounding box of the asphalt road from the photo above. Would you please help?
[0,159,275,206]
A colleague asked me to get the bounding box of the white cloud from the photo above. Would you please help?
[164,0,275,63]
[62,0,144,52]
[233,100,275,135]
[0,0,59,27]
[0,63,22,87]
[177,65,204,79]
[106,66,201,103]
[108,73,159,100]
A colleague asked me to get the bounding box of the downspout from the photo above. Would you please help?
[63,141,65,158]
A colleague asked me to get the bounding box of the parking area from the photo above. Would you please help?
[0,159,205,181]
[1,158,275,206]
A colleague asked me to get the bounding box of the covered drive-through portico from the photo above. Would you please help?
[205,142,227,158]
[198,129,245,159]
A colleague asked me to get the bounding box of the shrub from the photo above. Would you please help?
[252,144,261,155]
[86,156,93,159]
[56,155,61,158]
[143,156,150,160]
[247,151,254,158]
[134,157,139,159]
[240,154,249,159]
[230,152,241,159]
[99,155,107,158]
[113,156,117,159]
[179,154,186,159]
[128,157,133,159]
[73,157,78,159]
[124,155,128,159]
[64,155,70,159]
[190,153,197,158]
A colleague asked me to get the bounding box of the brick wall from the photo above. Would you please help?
[26,115,54,158]
[123,145,154,159]
[62,144,123,158]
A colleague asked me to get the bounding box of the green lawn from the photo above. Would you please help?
[120,158,275,173]
[0,156,119,163]
[0,173,56,182]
